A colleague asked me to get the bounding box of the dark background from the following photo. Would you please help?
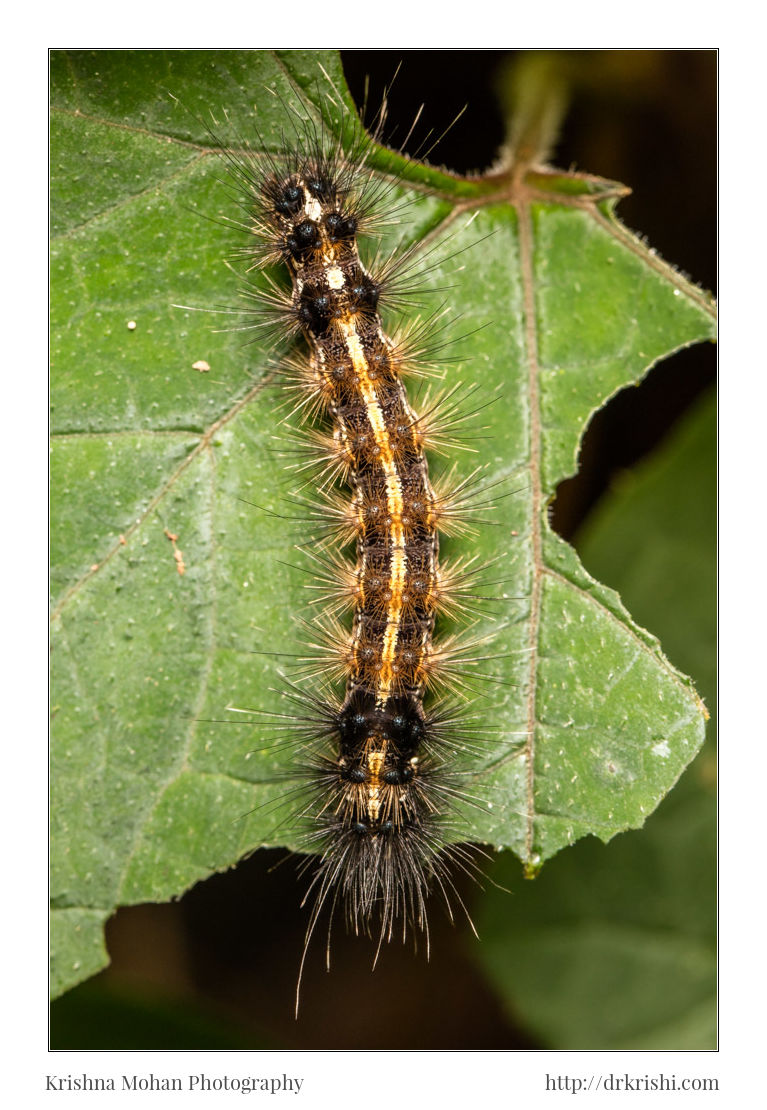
[51,49,716,1051]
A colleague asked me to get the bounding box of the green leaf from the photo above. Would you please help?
[577,391,716,724]
[50,980,259,1049]
[474,391,716,1049]
[50,50,716,997]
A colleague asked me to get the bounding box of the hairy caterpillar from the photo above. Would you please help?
[211,63,508,1003]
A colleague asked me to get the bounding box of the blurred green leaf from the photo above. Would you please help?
[51,50,716,997]
[577,390,716,722]
[50,980,258,1049]
[475,392,716,1049]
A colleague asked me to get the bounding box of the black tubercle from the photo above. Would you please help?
[307,175,335,202]
[285,218,321,263]
[324,210,358,243]
[298,287,332,335]
[348,275,380,314]
[342,766,368,784]
[337,688,426,758]
[294,264,381,336]
[334,814,420,842]
[271,179,303,217]
[383,765,415,785]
